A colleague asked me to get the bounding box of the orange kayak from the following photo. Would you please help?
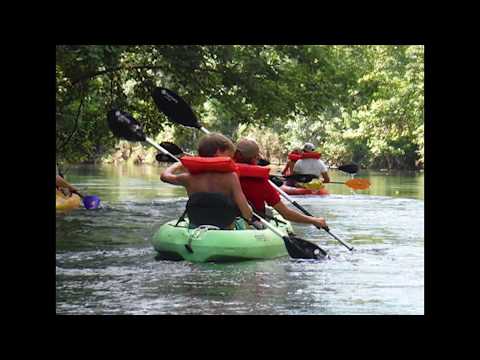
[280,185,329,196]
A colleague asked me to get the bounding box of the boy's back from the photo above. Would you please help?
[185,172,238,197]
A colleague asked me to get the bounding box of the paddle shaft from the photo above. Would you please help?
[195,127,352,251]
[71,190,85,199]
[251,213,328,257]
[276,174,368,190]
[145,137,181,162]
[270,180,354,251]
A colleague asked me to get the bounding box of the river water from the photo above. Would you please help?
[56,164,424,315]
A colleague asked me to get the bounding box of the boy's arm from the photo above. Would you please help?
[281,160,293,176]
[56,175,78,193]
[321,171,330,183]
[160,163,189,186]
[273,200,327,228]
[319,160,330,183]
[231,173,253,221]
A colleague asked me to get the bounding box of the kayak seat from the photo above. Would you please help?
[177,192,240,230]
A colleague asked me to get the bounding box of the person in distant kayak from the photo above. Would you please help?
[293,142,330,184]
[161,133,253,229]
[281,147,302,186]
[234,138,328,229]
[56,175,79,194]
[282,147,302,177]
[56,164,79,196]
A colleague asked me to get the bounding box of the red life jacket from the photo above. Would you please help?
[236,163,270,179]
[180,156,237,175]
[288,152,302,162]
[301,151,321,159]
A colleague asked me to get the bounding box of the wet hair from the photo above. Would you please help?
[234,152,249,164]
[197,133,235,157]
[234,138,260,164]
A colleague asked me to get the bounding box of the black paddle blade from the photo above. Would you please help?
[269,175,284,187]
[283,235,328,260]
[257,158,270,166]
[338,163,359,174]
[286,174,318,183]
[152,87,201,129]
[107,109,146,142]
[155,153,177,163]
[159,141,184,156]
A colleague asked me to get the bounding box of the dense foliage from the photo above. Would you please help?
[56,45,424,170]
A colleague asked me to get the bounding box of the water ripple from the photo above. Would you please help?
[57,166,424,315]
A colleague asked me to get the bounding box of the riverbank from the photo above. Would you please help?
[60,139,424,172]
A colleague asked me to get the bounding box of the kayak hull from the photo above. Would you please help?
[56,192,81,212]
[152,215,294,263]
[280,185,329,196]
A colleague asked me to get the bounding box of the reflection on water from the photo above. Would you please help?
[56,164,424,315]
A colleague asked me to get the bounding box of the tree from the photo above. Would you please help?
[56,45,424,170]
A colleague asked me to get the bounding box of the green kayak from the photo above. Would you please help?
[152,214,294,263]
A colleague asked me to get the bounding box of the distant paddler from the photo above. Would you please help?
[292,142,330,186]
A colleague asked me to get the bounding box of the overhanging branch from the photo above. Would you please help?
[57,87,86,153]
[71,65,165,86]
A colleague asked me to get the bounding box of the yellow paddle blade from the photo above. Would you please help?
[345,178,371,190]
[301,179,324,190]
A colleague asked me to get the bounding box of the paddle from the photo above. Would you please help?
[151,87,352,251]
[257,158,270,166]
[56,174,100,210]
[282,174,370,190]
[107,109,182,162]
[107,109,327,260]
[159,141,187,156]
[274,185,354,250]
[329,178,370,190]
[338,163,359,174]
[155,142,187,162]
[72,191,101,210]
[152,87,210,133]
[269,175,285,187]
[155,153,177,163]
